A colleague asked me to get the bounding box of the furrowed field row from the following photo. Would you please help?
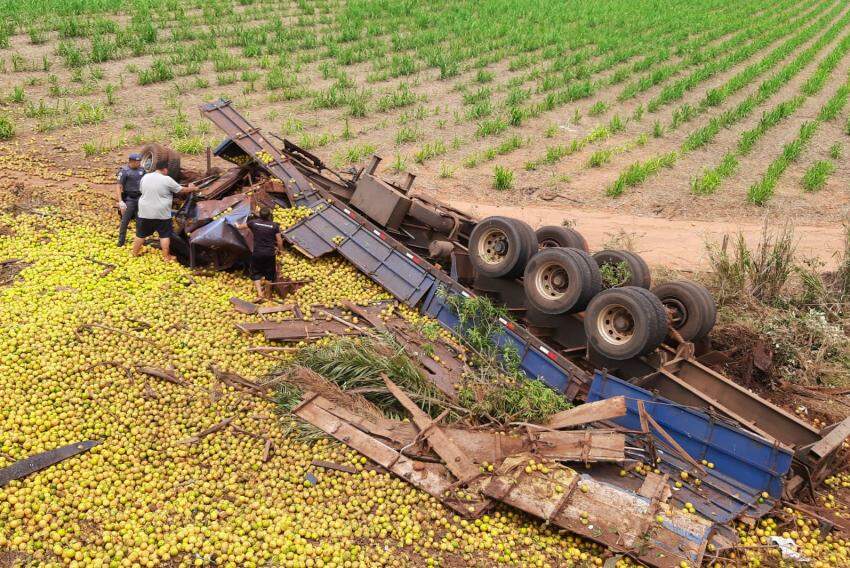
[616,0,813,102]
[607,4,850,197]
[516,0,832,172]
[691,24,850,196]
[747,71,850,204]
[504,0,807,127]
[305,0,778,165]
[332,0,820,171]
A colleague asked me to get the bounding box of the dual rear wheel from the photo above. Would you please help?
[468,216,716,360]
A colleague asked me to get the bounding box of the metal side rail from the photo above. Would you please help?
[200,99,323,208]
[634,353,850,478]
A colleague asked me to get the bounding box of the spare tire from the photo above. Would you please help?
[523,247,590,314]
[139,143,182,181]
[652,280,716,341]
[593,249,651,289]
[584,286,667,360]
[469,216,535,278]
[536,225,589,252]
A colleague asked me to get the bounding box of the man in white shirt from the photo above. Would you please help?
[132,159,197,261]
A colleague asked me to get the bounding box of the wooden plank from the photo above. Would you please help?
[546,397,627,430]
[531,430,625,462]
[256,303,296,315]
[294,395,491,517]
[230,297,259,315]
[382,376,480,484]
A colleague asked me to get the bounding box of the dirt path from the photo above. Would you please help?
[446,199,847,270]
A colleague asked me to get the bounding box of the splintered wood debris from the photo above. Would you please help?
[291,374,714,568]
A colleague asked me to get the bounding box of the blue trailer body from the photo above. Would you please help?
[587,372,793,499]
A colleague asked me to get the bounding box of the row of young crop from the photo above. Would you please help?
[516,0,830,173]
[605,2,850,198]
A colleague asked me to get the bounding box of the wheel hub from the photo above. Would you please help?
[597,304,635,345]
[478,228,510,265]
[535,262,569,300]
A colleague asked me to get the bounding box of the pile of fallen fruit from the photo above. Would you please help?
[0,178,848,566]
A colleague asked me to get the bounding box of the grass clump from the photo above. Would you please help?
[0,115,14,140]
[706,222,795,304]
[802,161,834,192]
[493,165,514,190]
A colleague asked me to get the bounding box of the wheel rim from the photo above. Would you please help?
[534,261,569,300]
[477,228,510,266]
[539,238,560,249]
[597,303,635,345]
[662,298,687,329]
[141,152,154,172]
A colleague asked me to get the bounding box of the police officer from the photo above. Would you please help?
[116,153,145,247]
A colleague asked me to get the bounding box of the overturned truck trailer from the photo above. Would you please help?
[148,99,849,566]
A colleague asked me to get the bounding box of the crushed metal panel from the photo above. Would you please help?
[0,441,101,487]
[588,372,793,499]
[483,457,713,568]
[349,175,411,229]
[200,99,323,208]
[294,394,492,517]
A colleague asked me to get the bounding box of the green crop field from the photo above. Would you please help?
[1,0,850,220]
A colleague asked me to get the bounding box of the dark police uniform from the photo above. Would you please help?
[117,165,145,246]
[247,217,281,282]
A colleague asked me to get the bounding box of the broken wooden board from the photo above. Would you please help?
[483,456,713,568]
[546,397,627,430]
[383,376,480,484]
[294,393,492,517]
[235,319,361,341]
[230,297,259,315]
[529,430,625,463]
[256,303,296,315]
[329,419,625,466]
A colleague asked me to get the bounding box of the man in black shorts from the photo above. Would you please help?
[133,159,197,261]
[246,206,283,299]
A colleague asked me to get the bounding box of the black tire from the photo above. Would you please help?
[593,249,651,289]
[631,285,670,348]
[523,247,589,314]
[622,251,652,289]
[512,218,538,265]
[691,281,717,339]
[536,225,589,252]
[469,216,534,278]
[584,286,666,360]
[564,247,602,308]
[652,280,715,341]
